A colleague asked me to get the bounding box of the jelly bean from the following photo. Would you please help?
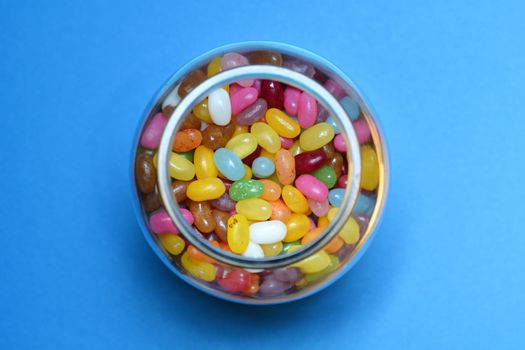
[247,51,283,66]
[259,179,281,201]
[225,213,249,253]
[250,157,274,178]
[172,129,202,152]
[327,208,360,244]
[229,179,264,201]
[300,122,335,151]
[289,140,303,156]
[272,150,294,186]
[171,180,189,202]
[178,70,207,98]
[354,214,370,234]
[213,148,245,181]
[295,174,329,201]
[212,209,229,242]
[354,193,375,215]
[337,174,348,188]
[219,270,251,293]
[328,153,344,178]
[260,80,284,109]
[293,249,331,274]
[324,79,346,100]
[281,185,309,214]
[297,92,317,128]
[325,115,340,134]
[242,241,264,259]
[235,198,272,221]
[284,213,311,242]
[250,122,280,153]
[176,150,194,162]
[142,189,161,212]
[244,273,260,295]
[308,198,329,217]
[260,241,283,257]
[202,123,235,150]
[188,200,215,233]
[194,146,218,180]
[259,277,292,295]
[232,123,248,137]
[188,244,217,264]
[162,83,181,115]
[192,99,212,124]
[140,113,167,149]
[340,96,360,120]
[135,153,156,193]
[231,87,258,115]
[186,178,226,201]
[149,210,177,234]
[283,87,301,116]
[225,133,258,159]
[265,108,301,138]
[333,134,346,152]
[229,83,242,96]
[322,142,336,158]
[221,52,253,87]
[272,267,303,283]
[311,165,337,189]
[328,188,345,208]
[318,215,329,228]
[353,118,371,144]
[180,113,202,130]
[361,145,379,191]
[249,220,286,244]
[334,244,353,262]
[235,98,267,126]
[304,255,339,283]
[168,152,195,181]
[207,56,222,77]
[259,149,276,162]
[309,217,316,230]
[210,192,236,211]
[268,199,292,222]
[159,234,185,255]
[208,88,232,126]
[243,164,252,179]
[282,240,301,254]
[282,57,316,78]
[181,251,216,282]
[280,136,293,149]
[294,150,327,175]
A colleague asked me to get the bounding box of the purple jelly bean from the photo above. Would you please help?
[282,57,316,78]
[272,267,303,283]
[334,244,354,262]
[353,214,370,234]
[210,193,236,211]
[316,104,330,123]
[324,79,347,99]
[140,113,167,149]
[259,277,293,295]
[235,98,267,125]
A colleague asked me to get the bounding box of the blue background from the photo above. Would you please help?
[1,1,524,349]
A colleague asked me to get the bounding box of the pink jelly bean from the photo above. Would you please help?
[308,217,316,230]
[149,209,177,234]
[283,86,301,116]
[333,134,346,152]
[280,136,293,149]
[297,92,317,128]
[253,79,262,94]
[180,208,194,226]
[229,83,243,96]
[221,53,253,87]
[308,198,330,217]
[353,118,371,144]
[229,209,237,216]
[324,79,346,99]
[230,87,258,115]
[295,174,328,201]
[140,113,167,149]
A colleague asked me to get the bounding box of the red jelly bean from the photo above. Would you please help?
[218,270,251,293]
[260,80,284,109]
[242,146,261,167]
[294,150,327,174]
[337,174,348,188]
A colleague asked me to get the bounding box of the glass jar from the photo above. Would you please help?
[131,41,388,304]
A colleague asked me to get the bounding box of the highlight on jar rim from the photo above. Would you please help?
[132,41,388,304]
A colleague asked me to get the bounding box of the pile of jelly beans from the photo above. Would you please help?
[135,50,380,298]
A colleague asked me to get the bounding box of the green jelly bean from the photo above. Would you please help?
[282,240,301,254]
[304,255,340,283]
[311,165,337,189]
[229,179,264,201]
[177,150,195,162]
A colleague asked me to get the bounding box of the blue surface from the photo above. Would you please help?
[1,1,524,349]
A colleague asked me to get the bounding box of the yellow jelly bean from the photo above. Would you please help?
[235,198,272,221]
[186,178,225,201]
[169,152,195,181]
[292,248,331,274]
[265,108,301,138]
[194,146,218,179]
[227,214,250,253]
[232,124,249,137]
[299,122,335,151]
[327,207,338,222]
[243,164,252,179]
[192,99,213,123]
[305,255,339,283]
[261,241,283,257]
[207,56,222,77]
[361,145,380,191]
[225,133,258,159]
[318,216,329,229]
[281,185,309,214]
[181,251,217,282]
[250,122,281,153]
[289,140,303,156]
[327,208,360,244]
[295,278,308,288]
[158,234,185,255]
[284,213,311,242]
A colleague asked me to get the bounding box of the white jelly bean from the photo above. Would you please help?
[208,88,231,126]
[249,220,286,244]
[162,83,181,112]
[242,241,264,258]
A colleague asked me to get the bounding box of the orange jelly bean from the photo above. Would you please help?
[274,149,296,185]
[259,179,281,201]
[268,199,292,222]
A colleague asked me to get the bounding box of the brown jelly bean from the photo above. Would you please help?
[135,153,156,193]
[180,113,202,130]
[294,150,327,175]
[162,105,175,118]
[322,142,336,158]
[212,209,229,242]
[178,70,207,98]
[172,180,189,203]
[328,153,344,178]
[142,187,161,212]
[247,51,283,66]
[260,80,284,109]
[188,200,216,233]
[172,129,202,152]
[201,123,235,150]
[235,98,267,126]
